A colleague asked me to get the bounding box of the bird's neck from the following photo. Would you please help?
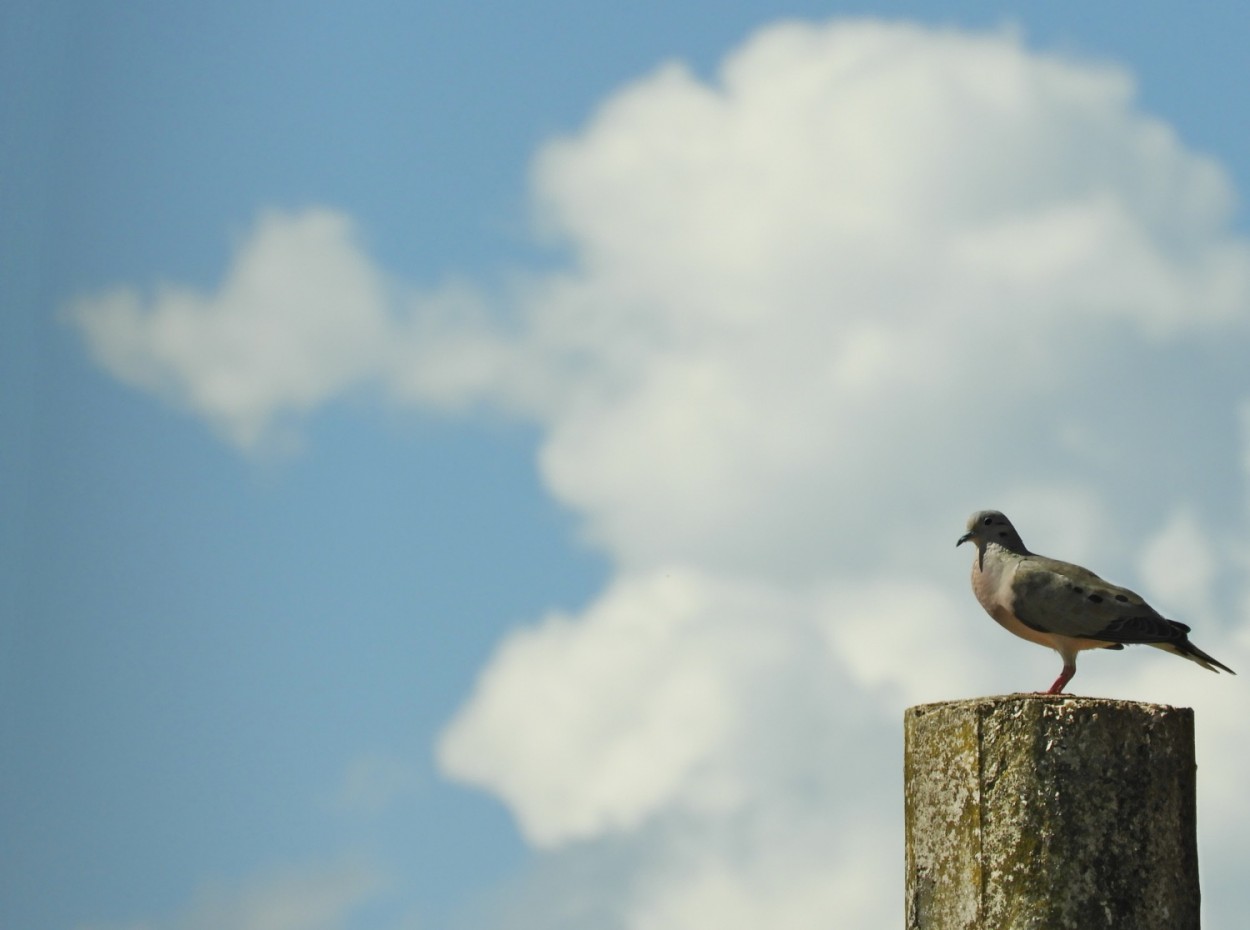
[976,540,1026,573]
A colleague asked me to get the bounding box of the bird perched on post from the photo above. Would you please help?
[957,509,1235,694]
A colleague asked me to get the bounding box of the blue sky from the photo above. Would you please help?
[7,2,1250,929]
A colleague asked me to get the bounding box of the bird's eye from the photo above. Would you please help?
[983,516,993,525]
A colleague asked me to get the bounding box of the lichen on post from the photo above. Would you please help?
[904,695,1199,929]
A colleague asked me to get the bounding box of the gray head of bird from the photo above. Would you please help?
[957,510,1030,559]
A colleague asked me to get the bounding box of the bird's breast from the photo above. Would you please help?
[970,550,1017,626]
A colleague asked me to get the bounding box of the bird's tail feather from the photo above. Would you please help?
[1158,640,1236,675]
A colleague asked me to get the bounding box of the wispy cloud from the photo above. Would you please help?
[78,860,390,930]
[327,753,422,818]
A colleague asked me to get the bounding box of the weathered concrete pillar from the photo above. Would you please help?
[905,695,1199,929]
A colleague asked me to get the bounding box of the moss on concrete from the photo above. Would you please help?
[905,695,1198,929]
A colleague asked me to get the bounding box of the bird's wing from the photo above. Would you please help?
[1009,554,1191,644]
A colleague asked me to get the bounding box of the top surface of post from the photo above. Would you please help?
[906,692,1189,717]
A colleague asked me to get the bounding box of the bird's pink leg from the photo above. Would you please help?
[1045,663,1076,695]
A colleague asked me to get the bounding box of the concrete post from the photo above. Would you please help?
[904,695,1199,929]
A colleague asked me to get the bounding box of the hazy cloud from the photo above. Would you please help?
[328,754,422,819]
[79,861,389,930]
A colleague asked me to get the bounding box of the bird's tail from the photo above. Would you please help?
[1159,640,1236,675]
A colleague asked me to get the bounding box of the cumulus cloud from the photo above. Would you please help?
[437,19,1250,928]
[501,19,1250,583]
[67,210,393,449]
[440,570,865,847]
[69,16,1250,930]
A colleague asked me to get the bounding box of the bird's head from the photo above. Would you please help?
[957,510,1029,557]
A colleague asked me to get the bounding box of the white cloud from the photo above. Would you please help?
[66,210,506,452]
[439,569,831,847]
[818,578,985,705]
[436,18,1250,928]
[628,816,894,930]
[1138,507,1219,619]
[69,16,1250,930]
[79,861,389,930]
[507,19,1250,578]
[68,210,394,450]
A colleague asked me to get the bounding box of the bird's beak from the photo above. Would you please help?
[956,531,972,547]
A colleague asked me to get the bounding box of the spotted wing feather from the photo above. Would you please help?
[1009,555,1190,645]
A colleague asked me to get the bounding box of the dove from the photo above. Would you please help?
[957,509,1235,694]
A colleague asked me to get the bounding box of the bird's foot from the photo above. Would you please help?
[1045,664,1076,695]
